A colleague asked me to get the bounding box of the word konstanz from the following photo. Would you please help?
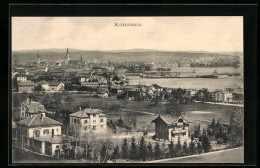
[114,23,142,27]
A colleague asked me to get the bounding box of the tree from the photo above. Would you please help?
[100,143,108,162]
[111,145,120,160]
[147,142,154,160]
[121,138,129,159]
[154,142,162,160]
[28,93,37,101]
[138,136,147,161]
[116,117,125,128]
[194,124,201,138]
[183,141,189,156]
[189,141,196,155]
[64,95,75,104]
[34,84,43,94]
[168,140,175,158]
[174,137,182,157]
[13,95,20,108]
[129,137,138,160]
[202,134,211,153]
[197,142,202,154]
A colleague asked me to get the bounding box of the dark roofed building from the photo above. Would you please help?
[151,115,191,144]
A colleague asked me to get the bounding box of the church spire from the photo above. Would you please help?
[37,52,40,64]
[66,48,70,61]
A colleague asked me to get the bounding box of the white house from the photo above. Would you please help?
[70,108,107,133]
[16,113,63,156]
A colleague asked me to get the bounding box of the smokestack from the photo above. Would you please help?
[79,107,81,111]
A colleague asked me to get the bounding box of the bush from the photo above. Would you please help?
[152,135,157,140]
[217,138,224,144]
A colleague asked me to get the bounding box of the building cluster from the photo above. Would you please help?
[15,98,108,157]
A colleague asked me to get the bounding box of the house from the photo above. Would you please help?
[38,80,49,91]
[17,75,27,82]
[20,98,53,120]
[70,108,107,133]
[80,81,99,88]
[151,115,191,145]
[16,113,63,156]
[17,80,35,93]
[48,81,65,92]
[97,87,109,98]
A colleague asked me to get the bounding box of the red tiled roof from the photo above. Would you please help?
[16,115,62,128]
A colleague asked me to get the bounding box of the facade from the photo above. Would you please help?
[17,80,35,93]
[152,115,191,145]
[16,113,63,156]
[48,81,65,92]
[70,108,107,133]
[17,75,27,82]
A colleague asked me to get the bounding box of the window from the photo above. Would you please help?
[71,118,73,123]
[43,129,49,134]
[93,120,96,123]
[74,119,76,123]
[57,128,59,132]
[93,126,96,130]
[56,145,59,149]
[100,118,103,123]
[93,114,96,117]
[77,119,80,124]
[84,120,88,124]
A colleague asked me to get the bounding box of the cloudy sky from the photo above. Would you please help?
[12,17,243,52]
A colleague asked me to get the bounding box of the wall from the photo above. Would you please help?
[28,126,61,138]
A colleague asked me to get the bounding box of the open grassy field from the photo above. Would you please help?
[12,92,242,131]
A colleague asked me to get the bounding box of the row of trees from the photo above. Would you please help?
[69,135,212,162]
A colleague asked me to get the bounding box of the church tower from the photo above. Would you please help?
[37,52,40,64]
[66,48,70,61]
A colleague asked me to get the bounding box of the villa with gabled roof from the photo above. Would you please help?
[152,115,192,145]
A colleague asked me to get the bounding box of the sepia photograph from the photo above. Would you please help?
[11,16,244,164]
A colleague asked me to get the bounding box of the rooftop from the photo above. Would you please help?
[70,108,107,118]
[151,115,189,125]
[16,115,62,128]
[17,80,35,86]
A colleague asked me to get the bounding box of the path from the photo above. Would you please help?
[194,101,244,107]
[121,109,155,115]
[146,146,244,163]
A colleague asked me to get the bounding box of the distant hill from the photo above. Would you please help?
[12,49,243,65]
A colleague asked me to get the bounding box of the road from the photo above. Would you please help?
[146,147,244,163]
[194,101,244,107]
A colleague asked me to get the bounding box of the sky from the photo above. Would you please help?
[12,17,243,52]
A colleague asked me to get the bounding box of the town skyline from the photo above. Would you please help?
[12,17,243,52]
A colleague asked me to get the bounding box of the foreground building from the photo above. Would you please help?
[70,108,107,133]
[151,115,191,145]
[16,112,63,156]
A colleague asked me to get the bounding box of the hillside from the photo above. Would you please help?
[12,49,242,65]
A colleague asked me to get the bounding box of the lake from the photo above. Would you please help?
[128,67,243,90]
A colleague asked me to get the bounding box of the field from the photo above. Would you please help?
[12,92,242,132]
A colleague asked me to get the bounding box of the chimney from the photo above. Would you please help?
[79,107,81,111]
[40,113,43,121]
